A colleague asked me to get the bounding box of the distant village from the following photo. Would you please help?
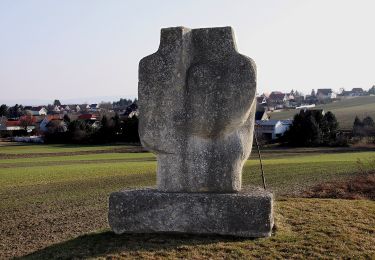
[0,85,374,143]
[257,86,375,111]
[0,98,138,142]
[254,86,375,141]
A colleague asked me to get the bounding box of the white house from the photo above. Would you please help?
[88,104,99,112]
[256,95,267,104]
[0,119,35,132]
[0,116,7,131]
[316,89,336,100]
[25,106,47,116]
[52,105,61,113]
[255,119,293,140]
[39,116,67,133]
[63,105,71,111]
[73,105,81,112]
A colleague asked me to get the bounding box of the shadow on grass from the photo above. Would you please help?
[20,231,250,259]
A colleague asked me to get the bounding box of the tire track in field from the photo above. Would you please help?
[0,157,156,169]
[0,146,147,159]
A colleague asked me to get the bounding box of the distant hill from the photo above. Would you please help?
[269,96,375,130]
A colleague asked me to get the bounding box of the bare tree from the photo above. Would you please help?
[19,116,34,132]
[99,102,113,111]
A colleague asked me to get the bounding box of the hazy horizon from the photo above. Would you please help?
[1,0,374,105]
[0,95,137,107]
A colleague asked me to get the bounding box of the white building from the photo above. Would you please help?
[316,89,336,100]
[25,107,48,116]
[255,119,293,140]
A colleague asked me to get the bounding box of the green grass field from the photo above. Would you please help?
[0,143,121,153]
[269,95,375,130]
[0,144,374,259]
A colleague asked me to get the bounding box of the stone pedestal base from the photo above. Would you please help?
[108,188,274,237]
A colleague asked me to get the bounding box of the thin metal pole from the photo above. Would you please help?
[254,131,266,190]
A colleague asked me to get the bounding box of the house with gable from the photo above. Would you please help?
[0,116,36,135]
[256,95,267,105]
[59,105,74,114]
[78,104,90,113]
[340,88,367,97]
[40,114,67,133]
[24,106,47,116]
[316,89,336,100]
[350,88,366,96]
[122,103,139,119]
[73,105,81,113]
[267,91,289,109]
[89,104,99,112]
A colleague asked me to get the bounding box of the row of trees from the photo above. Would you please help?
[353,116,375,137]
[0,104,24,118]
[112,98,137,108]
[284,110,342,146]
[283,111,374,147]
[44,114,140,144]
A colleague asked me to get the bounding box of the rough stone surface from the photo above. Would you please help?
[138,26,257,192]
[109,188,273,237]
[109,26,273,238]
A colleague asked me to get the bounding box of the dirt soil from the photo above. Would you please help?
[0,190,109,259]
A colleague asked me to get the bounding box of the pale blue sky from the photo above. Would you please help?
[0,0,374,105]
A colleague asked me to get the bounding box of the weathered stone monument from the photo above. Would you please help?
[109,26,274,237]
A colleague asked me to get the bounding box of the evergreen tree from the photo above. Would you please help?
[322,111,339,144]
[363,116,374,127]
[8,104,23,118]
[0,104,8,117]
[353,116,363,137]
[95,115,115,142]
[353,115,375,137]
[121,116,140,143]
[63,114,71,123]
[112,113,121,135]
[67,120,91,143]
[363,116,375,137]
[286,110,339,146]
[353,116,362,127]
[112,98,133,108]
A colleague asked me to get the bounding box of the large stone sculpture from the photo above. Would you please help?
[109,26,274,237]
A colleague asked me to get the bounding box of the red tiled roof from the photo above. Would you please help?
[19,115,37,123]
[78,114,98,120]
[6,116,37,126]
[47,114,61,120]
[6,120,20,127]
